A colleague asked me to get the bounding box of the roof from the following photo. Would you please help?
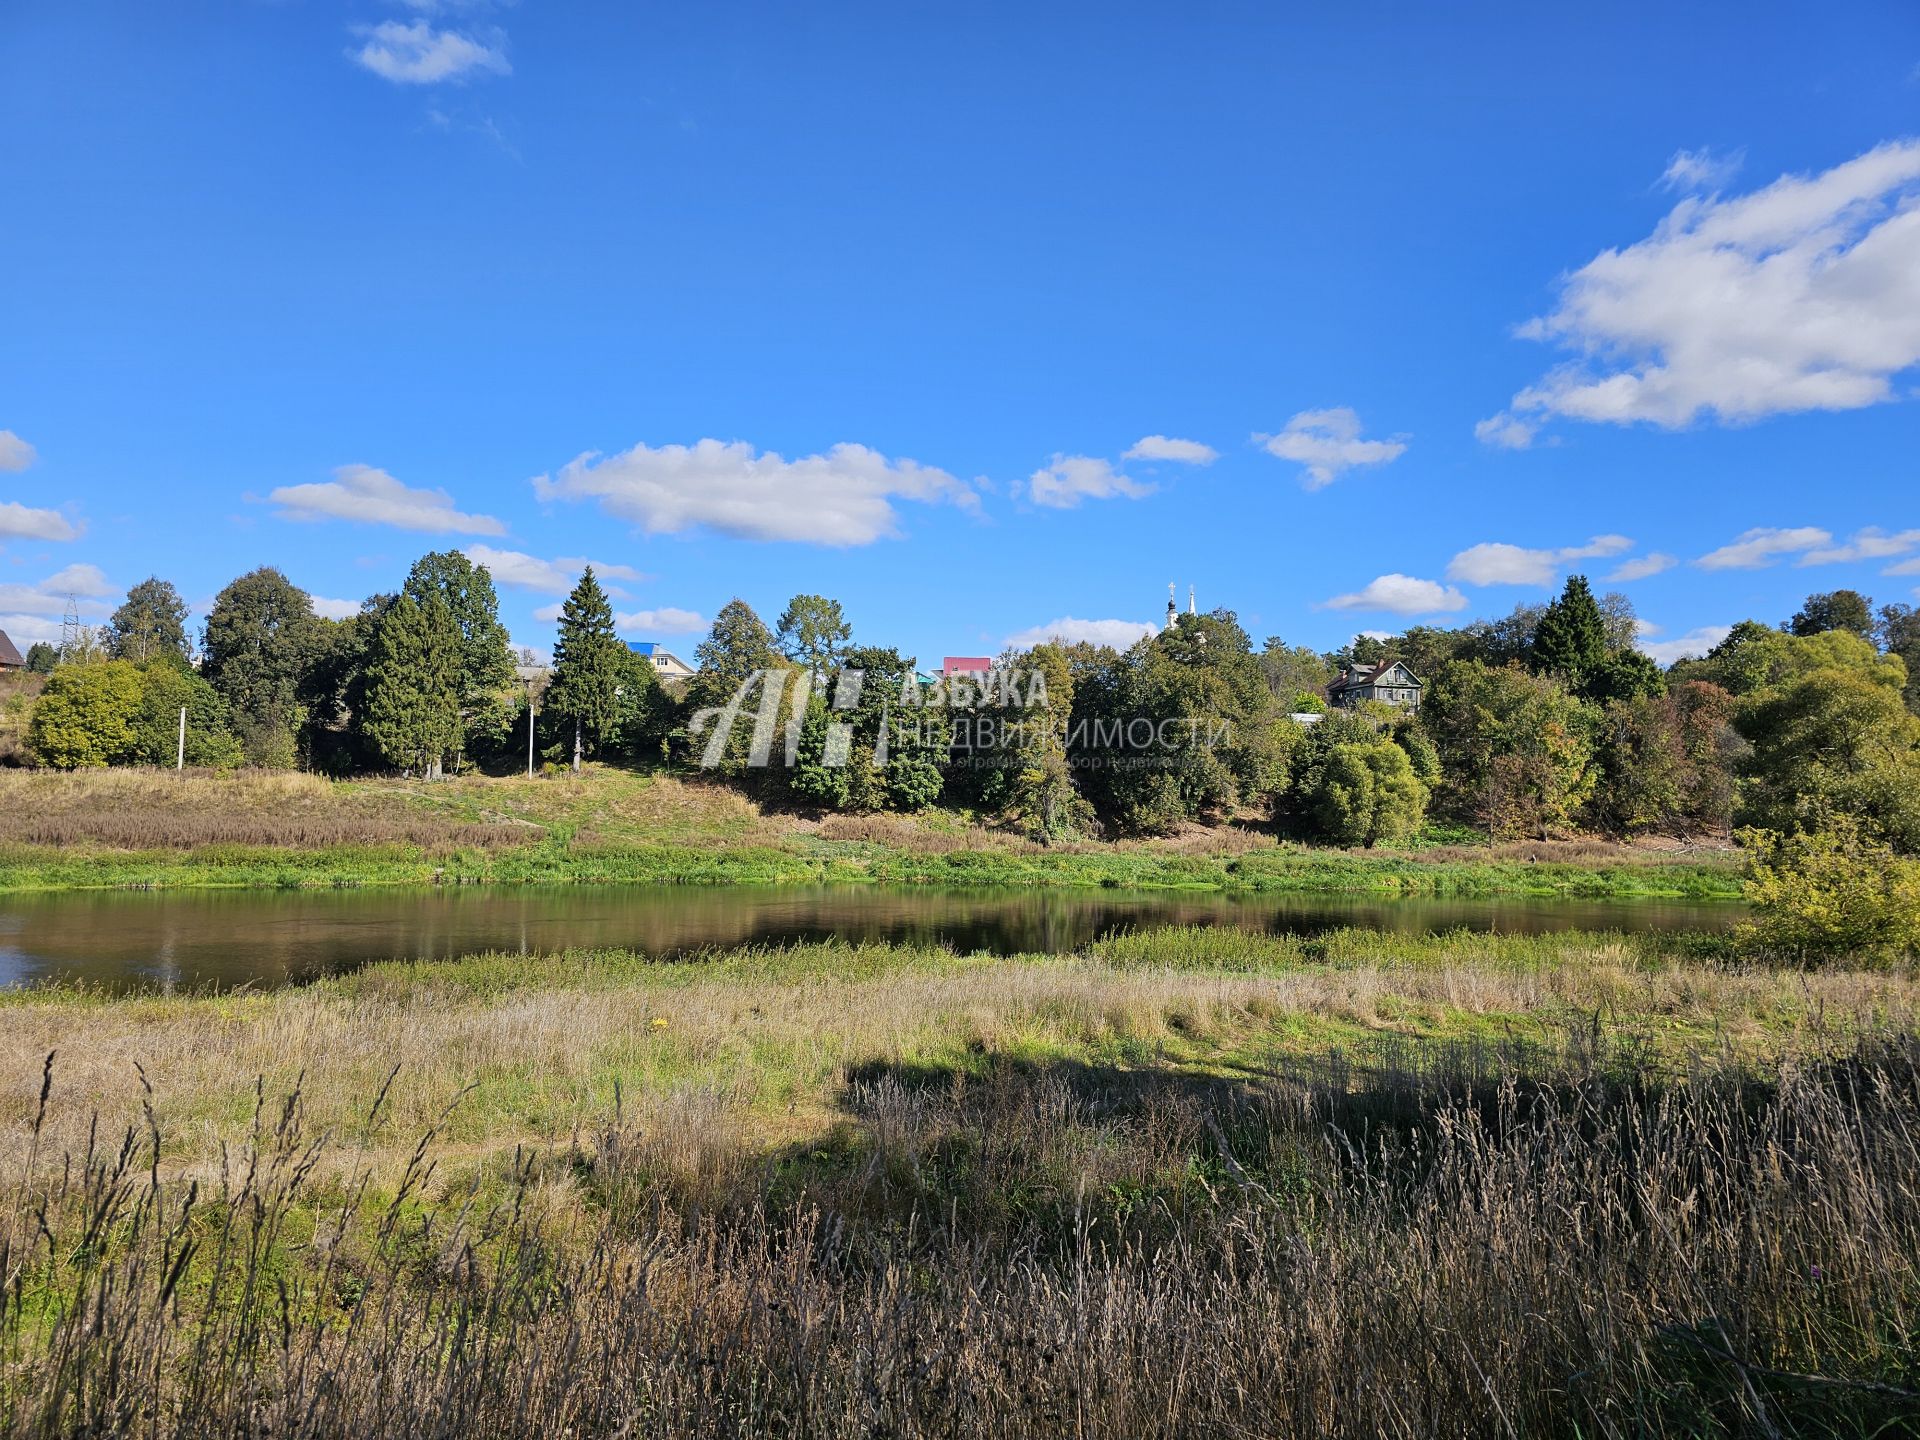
[626,641,658,655]
[942,656,993,676]
[1328,660,1422,694]
[0,630,23,668]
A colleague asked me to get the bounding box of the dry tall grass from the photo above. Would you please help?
[2,1033,1915,1437]
[0,769,532,850]
[5,935,1916,1435]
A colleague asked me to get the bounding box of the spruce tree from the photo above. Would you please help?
[1531,575,1608,692]
[547,567,624,769]
[363,592,462,776]
[690,599,779,710]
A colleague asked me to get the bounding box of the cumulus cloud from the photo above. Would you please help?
[1322,574,1468,616]
[1481,140,1920,440]
[1607,552,1678,582]
[0,429,36,472]
[1025,455,1154,509]
[1797,527,1920,566]
[0,563,113,615]
[615,607,706,635]
[349,20,509,84]
[1256,409,1407,489]
[310,596,363,621]
[1005,616,1158,650]
[1638,624,1733,665]
[1447,535,1633,587]
[1660,146,1744,193]
[1695,526,1832,570]
[535,439,977,546]
[269,464,506,535]
[0,564,112,643]
[0,501,79,543]
[462,544,646,593]
[1122,435,1218,465]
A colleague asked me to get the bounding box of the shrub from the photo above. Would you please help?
[25,660,145,769]
[1307,739,1428,847]
[1739,818,1920,964]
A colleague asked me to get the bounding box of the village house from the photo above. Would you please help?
[627,641,696,681]
[0,630,24,671]
[1328,659,1423,712]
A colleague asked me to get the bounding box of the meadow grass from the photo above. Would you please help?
[0,766,1746,899]
[0,927,1914,1436]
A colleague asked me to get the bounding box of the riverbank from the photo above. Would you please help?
[0,766,1746,898]
[4,929,1916,1435]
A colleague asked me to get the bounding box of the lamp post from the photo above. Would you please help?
[521,665,549,779]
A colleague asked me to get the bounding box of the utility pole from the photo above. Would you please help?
[527,690,537,778]
[572,717,583,774]
[176,707,186,770]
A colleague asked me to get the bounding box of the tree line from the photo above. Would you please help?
[12,561,1920,868]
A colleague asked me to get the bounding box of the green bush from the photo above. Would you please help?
[26,661,145,769]
[1739,819,1920,965]
[1307,740,1429,848]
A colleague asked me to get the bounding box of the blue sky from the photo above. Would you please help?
[3,2,1918,668]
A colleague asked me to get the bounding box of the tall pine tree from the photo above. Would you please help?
[1530,575,1608,694]
[548,567,624,770]
[363,592,462,777]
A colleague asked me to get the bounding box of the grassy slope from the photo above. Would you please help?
[0,765,1745,898]
[7,931,1915,1433]
[5,927,1900,1181]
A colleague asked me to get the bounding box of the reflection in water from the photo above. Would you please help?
[0,884,1743,993]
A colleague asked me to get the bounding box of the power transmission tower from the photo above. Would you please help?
[58,596,84,662]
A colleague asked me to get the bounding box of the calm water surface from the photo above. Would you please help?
[0,884,1742,992]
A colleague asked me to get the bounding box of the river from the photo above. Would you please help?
[0,884,1741,992]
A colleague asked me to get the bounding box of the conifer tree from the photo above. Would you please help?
[363,591,462,776]
[402,551,514,701]
[1530,575,1608,693]
[690,599,779,710]
[547,566,624,770]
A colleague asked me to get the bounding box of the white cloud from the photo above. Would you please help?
[1485,140,1920,438]
[0,563,113,615]
[1660,146,1744,193]
[1472,413,1538,450]
[1026,454,1154,509]
[1447,535,1632,586]
[0,614,62,646]
[535,439,977,546]
[1607,552,1678,582]
[1122,435,1218,465]
[1005,616,1158,650]
[1323,574,1468,616]
[1695,526,1832,570]
[269,464,506,535]
[1256,408,1407,489]
[0,429,36,472]
[349,20,508,84]
[1638,624,1732,665]
[1797,527,1920,566]
[1885,556,1920,576]
[462,544,646,593]
[0,501,79,542]
[614,607,706,636]
[310,596,363,621]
